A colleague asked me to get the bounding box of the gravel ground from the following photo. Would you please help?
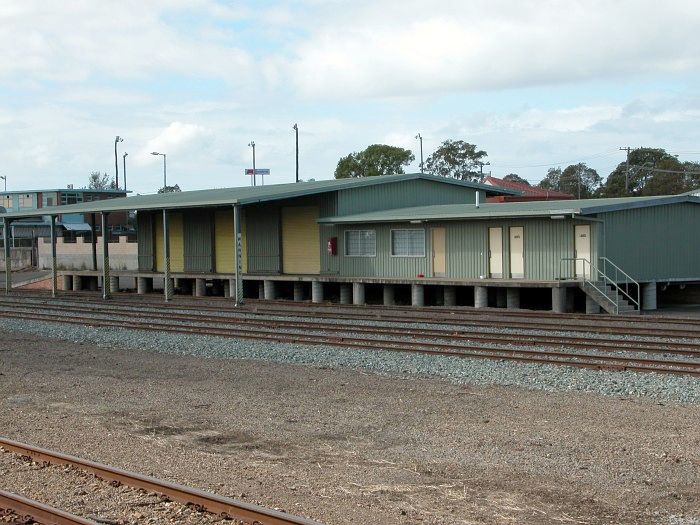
[0,328,699,524]
[0,451,224,524]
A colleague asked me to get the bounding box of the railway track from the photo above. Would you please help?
[0,437,321,525]
[0,295,699,377]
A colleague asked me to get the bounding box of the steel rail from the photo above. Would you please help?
[0,305,698,376]
[0,438,321,525]
[0,489,96,525]
[0,297,698,357]
[2,294,700,343]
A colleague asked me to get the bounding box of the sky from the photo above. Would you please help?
[1,0,700,194]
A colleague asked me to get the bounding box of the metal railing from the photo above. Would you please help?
[559,257,640,314]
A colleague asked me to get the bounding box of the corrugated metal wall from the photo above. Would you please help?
[214,208,248,273]
[153,211,184,272]
[137,212,154,271]
[281,206,321,274]
[246,205,280,273]
[183,210,213,272]
[600,202,700,281]
[336,179,481,216]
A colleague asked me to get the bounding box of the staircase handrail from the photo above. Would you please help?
[559,257,619,314]
[599,257,640,310]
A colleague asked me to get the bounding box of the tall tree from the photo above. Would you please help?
[334,144,414,179]
[157,184,181,194]
[598,147,687,197]
[503,173,530,186]
[87,171,116,189]
[539,163,601,198]
[424,140,487,181]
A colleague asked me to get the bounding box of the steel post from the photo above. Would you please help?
[3,218,11,294]
[233,204,243,306]
[101,213,110,299]
[50,216,57,297]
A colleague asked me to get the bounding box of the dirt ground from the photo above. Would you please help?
[0,330,699,525]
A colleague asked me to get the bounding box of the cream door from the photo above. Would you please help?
[432,227,446,277]
[509,226,524,278]
[488,227,503,278]
[574,224,591,278]
[282,206,321,274]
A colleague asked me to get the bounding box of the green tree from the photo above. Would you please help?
[158,184,181,194]
[87,171,116,190]
[539,163,601,198]
[334,144,414,179]
[598,148,689,197]
[503,173,530,186]
[424,140,487,181]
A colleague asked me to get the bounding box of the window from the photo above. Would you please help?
[345,230,376,257]
[61,192,84,205]
[391,229,425,257]
[18,194,33,208]
[0,195,12,209]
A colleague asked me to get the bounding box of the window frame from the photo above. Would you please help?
[344,229,377,258]
[390,228,426,258]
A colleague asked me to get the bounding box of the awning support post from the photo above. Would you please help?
[50,216,57,297]
[3,218,11,295]
[163,209,172,302]
[233,204,243,306]
[101,212,110,300]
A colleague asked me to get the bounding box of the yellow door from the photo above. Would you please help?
[509,226,524,278]
[154,212,183,272]
[574,224,591,278]
[432,227,446,277]
[282,206,320,274]
[214,209,247,273]
[488,227,503,278]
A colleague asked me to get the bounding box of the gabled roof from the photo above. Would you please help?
[0,173,517,219]
[484,175,574,199]
[318,194,700,223]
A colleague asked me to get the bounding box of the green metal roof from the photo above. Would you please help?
[0,173,517,219]
[318,195,700,223]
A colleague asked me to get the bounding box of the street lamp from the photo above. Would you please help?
[292,124,299,183]
[415,133,424,173]
[248,141,256,186]
[151,152,167,191]
[0,176,6,192]
[114,136,124,189]
[122,152,128,191]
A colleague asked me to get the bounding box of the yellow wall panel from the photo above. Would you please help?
[153,212,184,272]
[214,209,247,273]
[155,212,163,272]
[282,206,320,274]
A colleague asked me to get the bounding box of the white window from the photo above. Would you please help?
[0,195,12,209]
[391,229,425,257]
[345,230,376,257]
[18,194,33,208]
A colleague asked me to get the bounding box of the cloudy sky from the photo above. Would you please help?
[1,0,699,193]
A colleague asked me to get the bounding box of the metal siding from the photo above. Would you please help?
[137,211,154,271]
[246,205,280,273]
[214,208,248,273]
[336,179,478,216]
[282,206,321,274]
[183,210,213,272]
[154,212,164,272]
[170,212,185,272]
[600,202,700,281]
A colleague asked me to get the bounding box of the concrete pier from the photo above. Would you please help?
[72,275,83,291]
[293,282,304,302]
[61,275,72,291]
[340,284,352,304]
[443,286,456,307]
[223,279,231,298]
[383,285,395,306]
[195,278,206,297]
[411,283,424,307]
[263,280,276,300]
[506,288,520,309]
[137,276,152,295]
[109,276,119,292]
[585,295,601,314]
[474,286,488,308]
[258,282,265,300]
[352,282,365,305]
[311,281,323,303]
[552,287,567,313]
[642,281,657,310]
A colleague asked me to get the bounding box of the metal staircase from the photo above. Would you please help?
[560,257,640,315]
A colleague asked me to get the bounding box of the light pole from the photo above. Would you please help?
[151,152,167,191]
[0,176,6,192]
[248,141,256,186]
[114,136,124,189]
[415,133,423,173]
[293,124,299,183]
[122,153,128,191]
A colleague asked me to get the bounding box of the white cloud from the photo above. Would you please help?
[138,122,212,166]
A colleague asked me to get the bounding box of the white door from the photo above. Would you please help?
[574,224,591,278]
[509,227,524,278]
[488,227,503,278]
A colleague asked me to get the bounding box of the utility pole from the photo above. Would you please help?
[114,136,123,189]
[620,147,632,193]
[415,133,424,173]
[293,124,299,183]
[477,161,491,181]
[122,152,128,191]
[248,141,256,186]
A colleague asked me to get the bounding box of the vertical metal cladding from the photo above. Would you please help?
[183,210,213,272]
[214,208,248,273]
[600,202,700,281]
[137,211,154,271]
[246,205,280,273]
[281,206,321,274]
[154,212,184,273]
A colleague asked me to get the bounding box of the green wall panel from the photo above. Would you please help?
[136,211,154,271]
[183,210,214,272]
[246,205,280,273]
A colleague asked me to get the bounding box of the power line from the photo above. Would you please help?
[629,166,700,176]
[493,149,619,169]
